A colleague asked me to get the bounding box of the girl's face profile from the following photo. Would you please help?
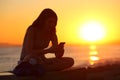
[44,17,57,32]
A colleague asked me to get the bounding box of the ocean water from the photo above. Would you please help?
[0,46,21,72]
[0,45,120,72]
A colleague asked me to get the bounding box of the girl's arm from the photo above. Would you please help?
[51,33,58,47]
[41,33,59,54]
[25,27,59,56]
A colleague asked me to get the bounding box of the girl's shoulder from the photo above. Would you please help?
[27,26,36,31]
[27,26,38,33]
[25,26,37,36]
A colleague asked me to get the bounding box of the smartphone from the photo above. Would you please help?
[59,42,65,46]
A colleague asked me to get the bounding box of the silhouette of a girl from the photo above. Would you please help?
[19,8,74,71]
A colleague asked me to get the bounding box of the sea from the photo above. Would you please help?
[0,45,120,72]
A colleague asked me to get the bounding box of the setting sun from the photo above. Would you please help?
[79,21,106,42]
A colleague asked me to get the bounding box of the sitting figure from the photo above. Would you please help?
[14,8,74,76]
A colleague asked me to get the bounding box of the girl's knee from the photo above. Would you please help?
[63,57,74,66]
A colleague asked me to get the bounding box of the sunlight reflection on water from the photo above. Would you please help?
[89,45,99,65]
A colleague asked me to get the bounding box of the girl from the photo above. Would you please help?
[19,8,74,71]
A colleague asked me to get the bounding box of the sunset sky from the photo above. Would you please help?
[0,0,120,45]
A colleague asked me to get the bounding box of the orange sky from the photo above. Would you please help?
[0,0,120,45]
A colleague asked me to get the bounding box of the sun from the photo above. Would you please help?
[79,21,106,42]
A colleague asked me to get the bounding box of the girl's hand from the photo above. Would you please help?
[55,42,65,58]
[55,48,64,58]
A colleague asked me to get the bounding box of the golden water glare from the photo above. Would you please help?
[89,45,99,65]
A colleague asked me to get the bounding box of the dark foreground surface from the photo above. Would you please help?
[1,63,120,80]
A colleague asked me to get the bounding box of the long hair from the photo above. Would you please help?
[31,8,58,30]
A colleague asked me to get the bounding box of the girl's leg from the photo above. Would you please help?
[42,57,74,71]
